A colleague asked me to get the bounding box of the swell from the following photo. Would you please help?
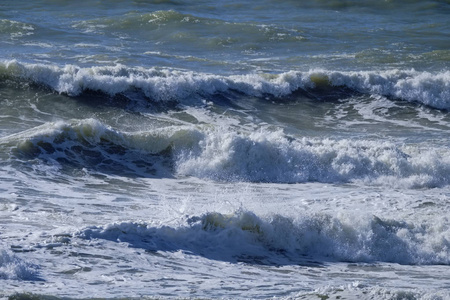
[73,10,306,45]
[1,60,449,109]
[276,0,450,12]
[78,210,450,265]
[2,119,450,188]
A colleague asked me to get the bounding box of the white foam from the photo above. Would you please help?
[0,249,40,280]
[323,69,450,109]
[175,128,450,188]
[1,60,449,109]
[3,119,450,188]
[78,209,450,265]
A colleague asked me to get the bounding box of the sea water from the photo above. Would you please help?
[1,0,450,299]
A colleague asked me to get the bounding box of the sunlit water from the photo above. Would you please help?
[1,1,450,299]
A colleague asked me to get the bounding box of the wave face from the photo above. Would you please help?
[0,119,178,178]
[79,210,450,265]
[1,60,449,109]
[2,119,450,188]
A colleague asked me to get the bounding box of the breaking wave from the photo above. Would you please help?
[1,60,449,109]
[79,210,450,265]
[2,118,450,188]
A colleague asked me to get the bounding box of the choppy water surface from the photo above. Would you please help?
[1,1,450,299]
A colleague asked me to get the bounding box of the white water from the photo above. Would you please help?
[2,60,449,109]
[1,171,450,298]
[2,118,450,188]
[2,0,450,299]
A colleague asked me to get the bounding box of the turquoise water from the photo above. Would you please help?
[1,1,450,299]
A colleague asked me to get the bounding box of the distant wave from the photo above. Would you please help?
[73,9,306,45]
[0,19,35,39]
[2,118,450,188]
[278,0,450,11]
[1,60,449,109]
[79,210,450,265]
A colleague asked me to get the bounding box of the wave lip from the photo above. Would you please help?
[78,210,450,266]
[1,60,449,109]
[0,118,190,178]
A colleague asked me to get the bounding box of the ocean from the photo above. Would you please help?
[1,0,450,299]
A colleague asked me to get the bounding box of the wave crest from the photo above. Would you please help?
[1,60,449,109]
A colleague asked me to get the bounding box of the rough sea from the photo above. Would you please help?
[1,1,450,299]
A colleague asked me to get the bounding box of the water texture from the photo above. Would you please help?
[1,1,450,299]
